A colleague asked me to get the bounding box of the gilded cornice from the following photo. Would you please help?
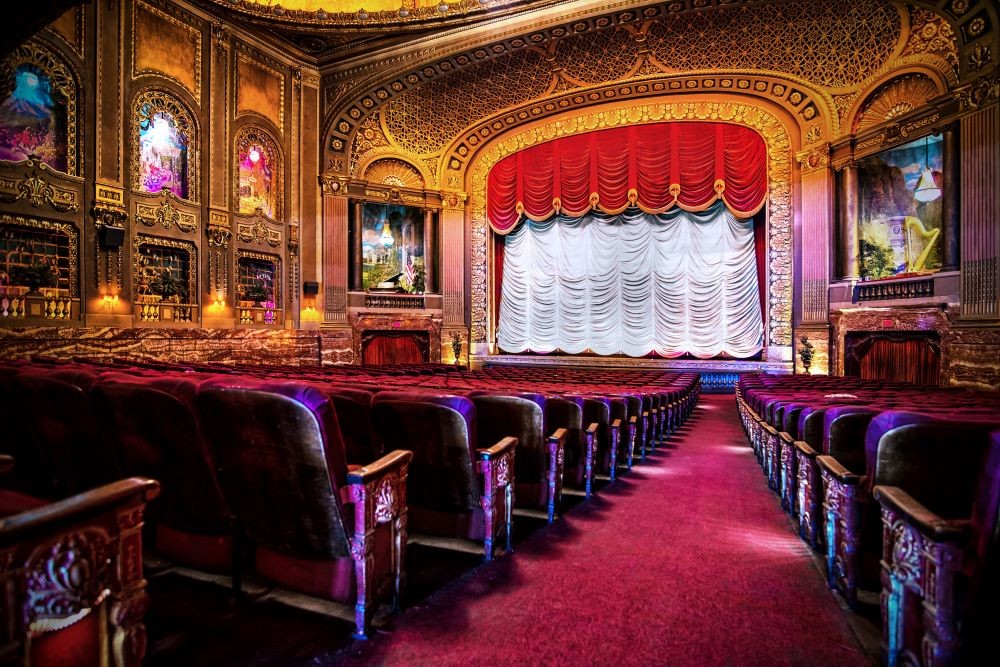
[464,99,794,352]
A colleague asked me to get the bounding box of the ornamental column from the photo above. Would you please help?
[440,191,468,365]
[350,199,363,291]
[319,174,350,326]
[424,207,437,293]
[838,162,861,280]
[941,124,960,271]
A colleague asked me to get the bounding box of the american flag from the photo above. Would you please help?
[404,249,416,284]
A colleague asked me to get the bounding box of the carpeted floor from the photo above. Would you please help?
[331,395,872,666]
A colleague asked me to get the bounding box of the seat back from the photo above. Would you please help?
[824,407,881,474]
[324,386,378,463]
[92,379,230,533]
[371,395,479,513]
[472,395,544,480]
[196,383,351,559]
[11,373,120,497]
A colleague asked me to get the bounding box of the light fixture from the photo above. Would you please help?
[248,147,261,164]
[357,7,369,19]
[398,6,409,17]
[438,2,449,12]
[380,224,394,247]
[913,136,941,203]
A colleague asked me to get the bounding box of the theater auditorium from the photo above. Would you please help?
[1,1,999,665]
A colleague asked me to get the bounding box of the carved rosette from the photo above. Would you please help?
[25,529,110,634]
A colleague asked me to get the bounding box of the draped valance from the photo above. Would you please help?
[486,122,768,233]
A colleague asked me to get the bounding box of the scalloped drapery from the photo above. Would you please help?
[486,122,767,233]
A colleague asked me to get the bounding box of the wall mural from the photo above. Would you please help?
[858,134,943,280]
[0,64,68,172]
[361,203,424,292]
[137,107,189,198]
[238,141,275,217]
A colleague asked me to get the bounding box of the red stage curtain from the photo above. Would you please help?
[362,333,427,366]
[487,122,768,233]
[859,338,940,386]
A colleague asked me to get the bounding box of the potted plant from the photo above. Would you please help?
[451,332,463,366]
[152,269,188,304]
[242,279,269,307]
[9,260,57,295]
[798,336,814,374]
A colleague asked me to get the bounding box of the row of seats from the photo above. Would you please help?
[0,357,700,659]
[735,374,1000,666]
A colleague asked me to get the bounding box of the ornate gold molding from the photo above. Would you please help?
[132,233,197,305]
[955,70,1000,111]
[466,100,794,352]
[135,195,197,234]
[236,217,282,248]
[236,249,282,309]
[318,172,350,195]
[0,164,79,214]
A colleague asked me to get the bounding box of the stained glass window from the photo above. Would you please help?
[238,141,276,218]
[0,64,68,172]
[138,107,188,198]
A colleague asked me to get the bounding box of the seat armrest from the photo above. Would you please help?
[545,428,567,523]
[0,454,13,476]
[0,477,160,540]
[778,431,794,446]
[793,440,818,458]
[584,423,598,497]
[874,485,973,542]
[346,449,413,639]
[817,455,862,485]
[477,437,516,560]
[609,418,622,481]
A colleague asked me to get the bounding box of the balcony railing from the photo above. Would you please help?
[364,293,426,309]
[0,290,78,321]
[238,306,281,325]
[135,299,197,323]
[854,276,935,302]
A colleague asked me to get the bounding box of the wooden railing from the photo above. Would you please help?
[364,293,425,309]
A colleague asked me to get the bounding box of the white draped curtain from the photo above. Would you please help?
[497,202,764,358]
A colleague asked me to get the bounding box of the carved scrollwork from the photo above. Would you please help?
[136,197,197,233]
[495,451,513,487]
[890,521,923,587]
[25,529,110,632]
[372,476,398,525]
[236,218,282,248]
[0,163,79,213]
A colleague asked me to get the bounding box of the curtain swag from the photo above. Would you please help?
[487,122,768,233]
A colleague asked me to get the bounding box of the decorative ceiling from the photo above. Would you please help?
[201,0,554,60]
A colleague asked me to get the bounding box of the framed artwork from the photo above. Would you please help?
[361,203,424,292]
[0,64,69,172]
[857,135,943,280]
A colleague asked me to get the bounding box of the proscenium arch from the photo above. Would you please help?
[465,97,797,358]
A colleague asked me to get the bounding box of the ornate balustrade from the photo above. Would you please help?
[135,300,197,323]
[0,291,78,321]
[364,293,426,309]
[854,277,935,302]
[238,306,281,325]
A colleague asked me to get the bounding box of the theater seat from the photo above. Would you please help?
[471,394,565,522]
[874,426,1000,666]
[92,378,234,572]
[0,472,159,667]
[196,382,412,638]
[371,391,516,560]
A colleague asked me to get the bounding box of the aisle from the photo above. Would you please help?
[341,394,870,666]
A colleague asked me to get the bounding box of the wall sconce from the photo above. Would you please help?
[213,289,226,308]
[102,292,119,311]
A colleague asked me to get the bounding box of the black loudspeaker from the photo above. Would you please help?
[99,225,126,248]
[303,281,319,295]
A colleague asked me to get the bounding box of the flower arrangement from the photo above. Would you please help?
[798,336,814,374]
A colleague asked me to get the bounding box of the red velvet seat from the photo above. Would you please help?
[91,377,234,572]
[195,381,412,638]
[371,391,516,560]
[9,373,121,499]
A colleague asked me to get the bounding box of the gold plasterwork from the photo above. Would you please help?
[0,161,80,213]
[132,0,202,100]
[901,6,960,79]
[236,249,282,309]
[135,196,197,234]
[233,125,284,221]
[465,100,794,352]
[236,54,285,133]
[207,0,520,27]
[852,74,942,133]
[130,89,200,202]
[1,41,80,177]
[362,158,425,189]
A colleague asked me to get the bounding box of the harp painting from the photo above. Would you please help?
[857,135,943,280]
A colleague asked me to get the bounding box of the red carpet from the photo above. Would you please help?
[341,395,870,666]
